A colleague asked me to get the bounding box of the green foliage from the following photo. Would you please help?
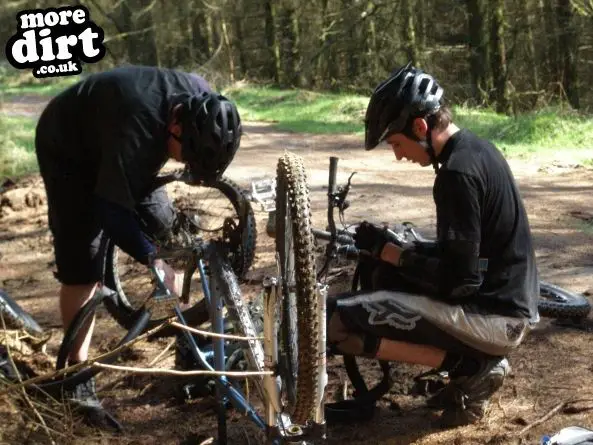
[0,115,38,179]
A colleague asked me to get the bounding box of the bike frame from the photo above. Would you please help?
[150,225,328,444]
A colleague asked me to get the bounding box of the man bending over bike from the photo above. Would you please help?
[326,63,540,427]
[35,65,242,430]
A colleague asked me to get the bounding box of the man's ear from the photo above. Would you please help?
[412,117,428,140]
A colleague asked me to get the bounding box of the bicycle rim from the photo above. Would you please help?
[275,152,320,424]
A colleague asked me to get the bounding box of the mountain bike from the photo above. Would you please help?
[27,159,327,444]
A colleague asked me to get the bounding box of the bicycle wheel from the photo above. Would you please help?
[37,288,150,395]
[103,176,257,333]
[539,281,591,319]
[275,152,321,424]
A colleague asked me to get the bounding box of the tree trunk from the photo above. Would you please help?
[233,13,248,78]
[417,0,427,48]
[367,3,379,81]
[320,0,339,88]
[401,0,418,65]
[466,0,490,104]
[556,0,580,108]
[520,0,539,93]
[489,0,511,113]
[279,2,299,86]
[542,0,561,87]
[263,0,280,83]
[221,19,235,82]
[340,0,359,79]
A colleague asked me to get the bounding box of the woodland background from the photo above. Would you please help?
[1,0,593,113]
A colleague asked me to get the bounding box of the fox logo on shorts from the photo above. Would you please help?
[362,300,422,331]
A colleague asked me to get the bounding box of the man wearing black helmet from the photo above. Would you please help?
[326,63,539,427]
[35,65,242,430]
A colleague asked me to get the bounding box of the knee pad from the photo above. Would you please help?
[328,327,381,358]
[332,332,381,358]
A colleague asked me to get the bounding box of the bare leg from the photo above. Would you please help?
[376,338,445,368]
[59,283,98,363]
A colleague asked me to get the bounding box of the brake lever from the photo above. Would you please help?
[336,171,357,212]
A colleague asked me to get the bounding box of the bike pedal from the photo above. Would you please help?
[250,178,276,212]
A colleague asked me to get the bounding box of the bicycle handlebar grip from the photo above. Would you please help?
[337,245,359,260]
[329,157,339,194]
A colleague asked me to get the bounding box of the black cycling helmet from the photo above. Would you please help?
[364,62,444,172]
[172,92,242,183]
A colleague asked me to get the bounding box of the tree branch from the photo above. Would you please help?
[93,362,273,378]
[171,321,263,341]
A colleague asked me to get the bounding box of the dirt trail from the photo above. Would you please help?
[1,98,593,444]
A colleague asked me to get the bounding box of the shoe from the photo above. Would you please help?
[437,357,510,428]
[65,377,124,433]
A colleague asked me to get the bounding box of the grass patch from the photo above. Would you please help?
[0,64,80,97]
[0,115,38,179]
[223,84,368,134]
[1,77,592,179]
[454,106,593,161]
[225,83,593,163]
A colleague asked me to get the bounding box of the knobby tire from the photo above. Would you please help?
[538,280,591,319]
[275,152,321,424]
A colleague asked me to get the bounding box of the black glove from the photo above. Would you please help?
[354,221,391,258]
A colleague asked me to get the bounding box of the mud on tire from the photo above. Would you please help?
[275,152,321,424]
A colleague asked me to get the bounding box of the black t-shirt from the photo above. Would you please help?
[401,129,539,320]
[38,65,211,209]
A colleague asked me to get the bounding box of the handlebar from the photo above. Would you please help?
[318,157,357,279]
[317,156,435,280]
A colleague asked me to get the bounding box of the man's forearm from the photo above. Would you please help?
[95,196,156,265]
[381,243,440,276]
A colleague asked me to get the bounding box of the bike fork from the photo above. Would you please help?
[263,276,283,431]
[262,277,329,444]
[314,283,328,435]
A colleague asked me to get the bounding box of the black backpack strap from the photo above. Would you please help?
[325,355,392,424]
[344,355,392,403]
